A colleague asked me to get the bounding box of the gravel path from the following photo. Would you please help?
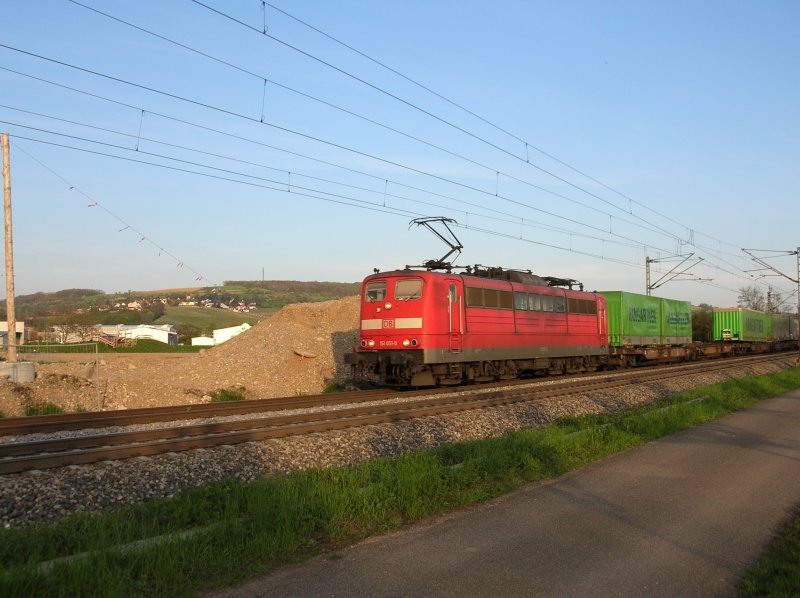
[0,357,796,528]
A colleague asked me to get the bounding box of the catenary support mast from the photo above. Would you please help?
[1,133,16,364]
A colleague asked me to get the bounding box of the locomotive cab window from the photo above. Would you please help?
[554,296,566,313]
[365,281,387,302]
[541,294,555,312]
[395,279,423,300]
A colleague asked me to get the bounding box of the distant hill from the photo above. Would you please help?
[221,280,361,309]
[0,280,361,339]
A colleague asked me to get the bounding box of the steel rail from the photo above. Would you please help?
[0,353,790,475]
[0,388,396,436]
[0,352,786,439]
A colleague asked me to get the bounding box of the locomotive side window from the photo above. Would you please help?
[528,293,541,311]
[484,289,499,308]
[365,281,387,302]
[395,279,423,300]
[554,296,566,313]
[465,286,513,309]
[568,298,597,315]
[514,292,528,311]
[499,290,513,309]
[541,295,555,312]
[466,286,483,307]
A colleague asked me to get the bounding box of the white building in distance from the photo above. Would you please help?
[191,323,252,347]
[0,322,26,347]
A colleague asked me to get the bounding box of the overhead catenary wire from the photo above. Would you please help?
[11,132,674,279]
[0,10,774,297]
[60,0,684,247]
[261,1,750,259]
[177,2,764,282]
[0,111,651,252]
[0,55,681,256]
[0,62,764,296]
[0,41,750,273]
[11,139,212,284]
[192,0,749,261]
[5,123,655,266]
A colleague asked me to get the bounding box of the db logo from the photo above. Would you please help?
[382,319,395,329]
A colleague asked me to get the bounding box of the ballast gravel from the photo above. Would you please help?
[0,357,796,528]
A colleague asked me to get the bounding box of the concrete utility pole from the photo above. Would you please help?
[1,133,16,363]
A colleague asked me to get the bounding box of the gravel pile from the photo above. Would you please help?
[0,356,796,528]
[0,297,361,416]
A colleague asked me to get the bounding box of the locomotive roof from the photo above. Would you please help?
[369,267,585,291]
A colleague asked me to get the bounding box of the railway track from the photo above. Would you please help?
[0,353,790,475]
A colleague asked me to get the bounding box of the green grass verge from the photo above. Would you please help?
[1,368,799,597]
[739,504,800,596]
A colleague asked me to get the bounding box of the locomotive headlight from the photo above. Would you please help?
[367,339,375,348]
[402,339,410,347]
[384,302,392,310]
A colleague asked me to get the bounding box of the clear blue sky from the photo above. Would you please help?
[1,0,798,309]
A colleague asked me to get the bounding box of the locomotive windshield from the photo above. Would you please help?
[395,279,423,300]
[364,281,387,302]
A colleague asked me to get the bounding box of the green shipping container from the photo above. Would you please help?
[660,297,692,344]
[771,314,791,341]
[767,313,799,341]
[600,291,693,346]
[713,308,770,342]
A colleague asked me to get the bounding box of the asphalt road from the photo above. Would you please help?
[214,388,800,597]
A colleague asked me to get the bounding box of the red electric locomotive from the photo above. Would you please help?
[346,265,608,386]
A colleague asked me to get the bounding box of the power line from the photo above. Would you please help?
[263,1,750,258]
[2,118,648,255]
[189,0,684,233]
[0,62,764,294]
[62,0,681,247]
[11,139,213,285]
[12,132,654,272]
[0,38,770,294]
[0,56,676,254]
[0,106,649,252]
